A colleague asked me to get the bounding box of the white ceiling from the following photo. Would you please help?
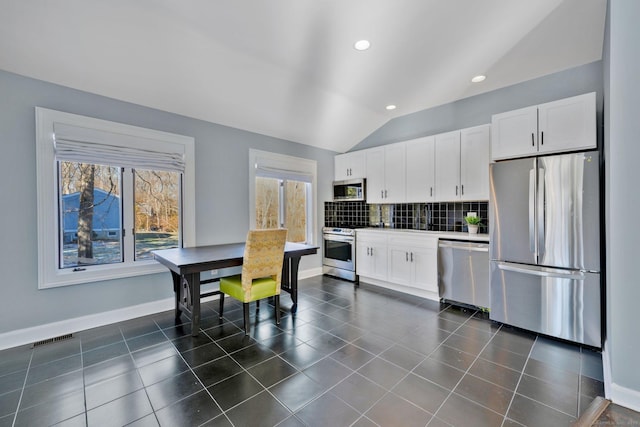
[0,0,606,153]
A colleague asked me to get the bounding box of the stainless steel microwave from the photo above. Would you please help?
[333,179,366,202]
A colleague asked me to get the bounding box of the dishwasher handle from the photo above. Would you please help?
[438,240,489,252]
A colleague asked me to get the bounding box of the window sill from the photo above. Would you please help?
[38,261,168,289]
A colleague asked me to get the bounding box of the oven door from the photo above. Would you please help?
[323,234,355,271]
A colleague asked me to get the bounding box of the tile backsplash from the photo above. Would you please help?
[324,201,369,228]
[325,201,489,233]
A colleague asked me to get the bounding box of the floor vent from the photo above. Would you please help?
[32,333,74,348]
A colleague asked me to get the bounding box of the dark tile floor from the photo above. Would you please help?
[0,275,608,427]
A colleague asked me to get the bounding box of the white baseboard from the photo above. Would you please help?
[299,267,322,280]
[358,276,440,302]
[0,268,322,351]
[601,340,640,413]
[608,382,640,413]
[0,297,176,351]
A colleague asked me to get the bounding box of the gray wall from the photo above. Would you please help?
[604,0,640,408]
[352,61,604,151]
[0,70,335,335]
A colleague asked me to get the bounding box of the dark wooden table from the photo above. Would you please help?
[153,242,318,336]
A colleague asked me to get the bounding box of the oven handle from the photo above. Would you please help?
[323,234,355,244]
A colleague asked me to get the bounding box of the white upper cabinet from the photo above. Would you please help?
[434,131,461,201]
[383,142,406,203]
[365,147,385,203]
[460,124,491,201]
[405,136,436,202]
[365,143,406,203]
[491,92,596,160]
[434,126,490,202]
[353,125,488,204]
[490,106,538,160]
[537,92,597,155]
[334,151,365,180]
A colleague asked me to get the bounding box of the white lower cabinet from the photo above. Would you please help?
[356,232,388,281]
[356,230,439,299]
[388,235,438,293]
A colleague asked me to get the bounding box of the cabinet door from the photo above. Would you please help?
[383,142,406,203]
[356,233,388,280]
[369,241,388,280]
[388,235,438,291]
[410,245,438,292]
[356,240,373,277]
[334,154,350,181]
[460,125,490,201]
[334,151,365,180]
[538,92,596,155]
[491,106,538,160]
[434,131,461,202]
[388,245,412,285]
[365,148,385,203]
[406,136,435,202]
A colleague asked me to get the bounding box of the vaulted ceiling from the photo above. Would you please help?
[0,0,606,152]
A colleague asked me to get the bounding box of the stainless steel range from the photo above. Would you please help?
[322,227,357,282]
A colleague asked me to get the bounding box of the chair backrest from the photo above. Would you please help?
[241,229,288,290]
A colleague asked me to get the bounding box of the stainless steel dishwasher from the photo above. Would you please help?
[438,240,490,310]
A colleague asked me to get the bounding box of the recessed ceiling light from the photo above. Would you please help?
[354,40,371,51]
[385,104,397,111]
[471,75,486,83]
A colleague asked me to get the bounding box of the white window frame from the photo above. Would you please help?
[35,107,196,289]
[249,149,317,245]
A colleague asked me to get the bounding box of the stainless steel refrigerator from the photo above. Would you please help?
[489,150,602,347]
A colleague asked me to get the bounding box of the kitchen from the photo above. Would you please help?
[0,1,639,426]
[325,90,600,340]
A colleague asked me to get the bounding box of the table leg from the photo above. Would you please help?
[289,256,301,313]
[171,272,182,318]
[186,272,201,336]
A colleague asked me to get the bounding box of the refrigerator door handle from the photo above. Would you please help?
[495,261,585,280]
[537,167,546,258]
[529,168,536,256]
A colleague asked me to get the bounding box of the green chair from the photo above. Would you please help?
[219,229,287,334]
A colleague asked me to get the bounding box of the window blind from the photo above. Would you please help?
[53,122,185,172]
[254,155,313,183]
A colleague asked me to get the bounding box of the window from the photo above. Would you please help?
[134,169,181,260]
[36,108,195,288]
[59,162,123,268]
[249,150,316,244]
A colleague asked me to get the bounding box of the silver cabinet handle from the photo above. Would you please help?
[405,252,409,261]
[381,190,384,198]
[410,252,414,262]
[384,190,388,198]
[366,247,370,256]
[461,184,464,195]
[455,185,458,196]
[370,247,373,256]
[430,187,433,197]
[531,133,535,147]
[541,131,544,146]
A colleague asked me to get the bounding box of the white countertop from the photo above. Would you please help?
[356,228,490,242]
